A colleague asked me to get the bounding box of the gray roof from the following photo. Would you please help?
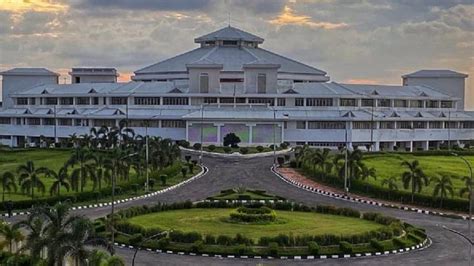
[0,68,59,76]
[194,26,264,44]
[402,70,468,78]
[135,46,326,75]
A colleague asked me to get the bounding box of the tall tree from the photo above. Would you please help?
[88,153,110,191]
[45,166,71,196]
[459,175,472,199]
[358,164,377,192]
[432,175,454,208]
[401,160,429,203]
[381,176,399,200]
[1,171,17,202]
[0,222,24,253]
[17,161,46,199]
[68,147,93,192]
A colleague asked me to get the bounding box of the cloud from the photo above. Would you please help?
[269,5,348,29]
[74,0,212,11]
[345,79,380,85]
[0,0,68,13]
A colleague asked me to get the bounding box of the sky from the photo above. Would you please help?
[0,0,472,109]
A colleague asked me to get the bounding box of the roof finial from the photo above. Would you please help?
[227,0,231,26]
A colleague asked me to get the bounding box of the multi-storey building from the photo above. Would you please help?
[0,26,473,150]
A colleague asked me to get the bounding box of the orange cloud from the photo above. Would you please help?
[269,5,348,29]
[345,79,380,85]
[0,0,68,13]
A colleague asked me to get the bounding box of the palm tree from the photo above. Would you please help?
[1,171,17,202]
[432,175,454,208]
[88,249,125,266]
[46,166,71,196]
[88,153,110,191]
[17,161,46,199]
[358,164,377,192]
[382,176,399,200]
[401,160,429,203]
[15,214,48,260]
[68,147,93,192]
[460,176,472,199]
[0,222,24,253]
[334,149,364,187]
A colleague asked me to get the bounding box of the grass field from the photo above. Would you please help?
[362,153,474,199]
[127,208,385,240]
[0,149,197,202]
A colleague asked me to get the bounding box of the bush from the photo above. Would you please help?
[160,174,167,186]
[193,143,202,150]
[223,147,232,153]
[370,239,384,252]
[280,142,289,149]
[157,237,170,249]
[339,241,353,254]
[240,147,249,154]
[207,145,216,152]
[307,241,320,255]
[289,160,297,168]
[191,240,204,253]
[204,235,216,245]
[256,146,265,152]
[169,231,202,243]
[184,155,191,162]
[223,133,241,148]
[267,242,279,257]
[216,235,233,246]
[234,244,252,255]
[277,157,285,166]
[177,140,190,148]
[392,238,406,248]
[181,167,188,178]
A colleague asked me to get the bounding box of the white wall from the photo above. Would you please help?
[404,77,466,110]
[2,75,58,109]
[244,67,278,94]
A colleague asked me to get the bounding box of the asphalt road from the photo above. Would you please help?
[6,153,473,265]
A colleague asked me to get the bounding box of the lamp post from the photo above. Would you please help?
[452,152,473,265]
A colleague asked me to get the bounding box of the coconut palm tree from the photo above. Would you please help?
[0,222,24,253]
[460,176,472,199]
[17,161,46,199]
[88,153,110,191]
[15,214,48,260]
[45,166,71,196]
[432,175,454,208]
[334,149,364,187]
[401,160,429,203]
[381,176,399,198]
[358,164,377,192]
[68,147,93,192]
[1,171,17,202]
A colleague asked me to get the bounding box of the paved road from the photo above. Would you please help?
[6,154,472,265]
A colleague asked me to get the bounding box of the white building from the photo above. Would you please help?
[0,26,473,150]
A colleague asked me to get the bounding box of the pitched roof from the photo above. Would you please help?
[0,68,59,76]
[402,70,468,78]
[194,26,264,44]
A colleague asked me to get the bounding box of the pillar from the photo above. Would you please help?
[408,141,413,152]
[388,141,396,151]
[374,141,380,151]
[421,140,429,151]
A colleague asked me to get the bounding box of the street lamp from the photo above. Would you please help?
[451,152,473,265]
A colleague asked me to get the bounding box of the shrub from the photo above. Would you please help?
[339,241,353,254]
[184,155,191,162]
[277,157,285,166]
[233,233,253,245]
[256,146,264,152]
[191,240,204,253]
[207,145,216,152]
[223,147,232,153]
[289,160,297,168]
[129,234,144,246]
[240,147,249,154]
[392,238,406,248]
[407,233,423,243]
[223,133,241,148]
[307,241,320,255]
[204,235,216,245]
[169,231,202,243]
[160,174,167,186]
[234,244,252,255]
[216,235,233,246]
[157,237,170,249]
[280,142,289,149]
[193,143,202,150]
[267,242,279,257]
[181,167,188,178]
[284,154,290,162]
[370,239,384,252]
[177,140,190,148]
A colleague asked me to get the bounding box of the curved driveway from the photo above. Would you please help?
[6,154,472,265]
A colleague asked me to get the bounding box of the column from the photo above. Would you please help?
[408,141,413,152]
[388,141,395,151]
[216,123,224,145]
[374,141,380,151]
[246,123,256,145]
[421,140,429,151]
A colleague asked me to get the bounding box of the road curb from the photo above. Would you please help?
[180,147,292,158]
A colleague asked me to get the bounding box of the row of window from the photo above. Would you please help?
[294,121,474,129]
[15,96,455,108]
[1,118,187,128]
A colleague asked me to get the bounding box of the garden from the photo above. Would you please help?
[287,146,473,212]
[206,188,285,201]
[103,201,428,257]
[0,122,201,211]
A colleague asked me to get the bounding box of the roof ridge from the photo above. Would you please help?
[242,47,261,63]
[193,46,219,64]
[135,47,204,73]
[256,47,327,75]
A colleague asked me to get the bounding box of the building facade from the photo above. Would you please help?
[0,26,473,150]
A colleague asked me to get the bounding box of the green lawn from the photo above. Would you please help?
[203,146,282,154]
[127,208,385,240]
[0,149,197,202]
[363,153,474,199]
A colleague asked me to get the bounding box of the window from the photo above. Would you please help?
[353,122,374,129]
[134,97,160,105]
[340,98,356,107]
[296,121,306,129]
[445,121,457,129]
[461,121,474,129]
[295,98,304,106]
[220,97,246,104]
[92,97,99,105]
[77,97,90,105]
[361,99,374,107]
[427,100,439,108]
[93,119,115,127]
[413,121,427,129]
[223,40,238,46]
[380,121,395,129]
[394,99,408,108]
[378,99,391,107]
[410,100,423,108]
[45,98,58,105]
[75,77,80,83]
[200,73,209,93]
[29,98,36,105]
[16,98,28,105]
[129,120,159,128]
[163,97,189,105]
[58,119,72,126]
[248,98,274,106]
[429,121,442,129]
[441,101,453,108]
[257,73,266,94]
[43,118,55,125]
[162,120,185,128]
[277,98,286,106]
[0,118,11,124]
[204,97,217,104]
[27,118,41,125]
[308,121,345,129]
[398,121,412,129]
[111,97,127,105]
[220,78,243,83]
[306,98,333,107]
[60,97,74,105]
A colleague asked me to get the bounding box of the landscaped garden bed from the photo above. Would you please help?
[206,188,285,201]
[101,201,428,257]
